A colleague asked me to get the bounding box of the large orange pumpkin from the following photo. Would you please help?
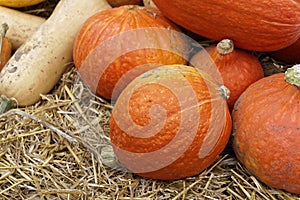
[73,5,187,100]
[190,39,264,111]
[110,64,232,180]
[152,0,300,51]
[270,38,300,64]
[232,65,300,194]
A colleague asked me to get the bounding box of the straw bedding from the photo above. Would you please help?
[0,1,299,199]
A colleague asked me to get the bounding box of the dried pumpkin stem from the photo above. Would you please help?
[0,23,9,38]
[284,64,300,87]
[219,85,230,100]
[0,23,9,53]
[0,95,16,114]
[217,39,234,55]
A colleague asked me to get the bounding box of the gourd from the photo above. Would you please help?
[73,5,187,100]
[0,0,112,106]
[0,6,45,50]
[270,38,300,64]
[106,0,143,7]
[0,0,45,8]
[0,23,11,71]
[232,65,300,194]
[152,0,300,51]
[190,39,264,111]
[110,64,232,180]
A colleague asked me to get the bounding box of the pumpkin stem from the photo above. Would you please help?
[217,39,234,55]
[0,95,16,114]
[218,85,230,100]
[0,23,8,38]
[284,64,300,87]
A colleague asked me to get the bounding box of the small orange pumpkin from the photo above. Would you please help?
[232,65,300,194]
[73,5,187,100]
[110,64,232,180]
[190,39,264,111]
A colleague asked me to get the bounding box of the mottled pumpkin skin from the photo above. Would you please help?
[232,74,300,194]
[73,5,187,100]
[110,65,232,180]
[270,38,300,64]
[152,0,300,51]
[190,44,264,111]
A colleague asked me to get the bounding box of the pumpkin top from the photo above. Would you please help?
[216,39,234,55]
[285,65,300,88]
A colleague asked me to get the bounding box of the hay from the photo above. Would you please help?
[0,1,299,199]
[1,66,299,200]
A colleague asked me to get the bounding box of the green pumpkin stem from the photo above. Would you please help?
[284,64,300,87]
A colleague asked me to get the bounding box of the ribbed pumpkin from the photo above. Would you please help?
[73,5,187,100]
[232,65,300,194]
[190,39,264,111]
[270,38,300,64]
[152,0,300,51]
[110,64,232,180]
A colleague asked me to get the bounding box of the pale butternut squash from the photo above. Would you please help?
[0,0,112,106]
[0,6,45,50]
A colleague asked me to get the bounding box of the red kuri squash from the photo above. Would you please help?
[232,65,300,194]
[152,0,300,51]
[190,39,264,111]
[110,64,232,180]
[73,5,188,100]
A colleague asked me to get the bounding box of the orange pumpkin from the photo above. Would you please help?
[110,64,232,180]
[232,65,300,194]
[152,0,300,51]
[190,39,264,111]
[106,0,143,7]
[270,38,300,64]
[73,5,187,100]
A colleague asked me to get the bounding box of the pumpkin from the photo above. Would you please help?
[270,38,300,64]
[190,39,264,111]
[106,0,143,7]
[232,65,300,194]
[152,0,300,51]
[110,64,232,180]
[73,5,188,100]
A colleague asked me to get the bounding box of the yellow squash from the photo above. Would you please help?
[0,0,45,8]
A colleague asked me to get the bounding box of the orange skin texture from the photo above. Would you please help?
[152,0,300,51]
[73,5,187,100]
[190,44,264,111]
[270,38,300,64]
[106,0,143,7]
[110,65,232,180]
[232,73,300,194]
